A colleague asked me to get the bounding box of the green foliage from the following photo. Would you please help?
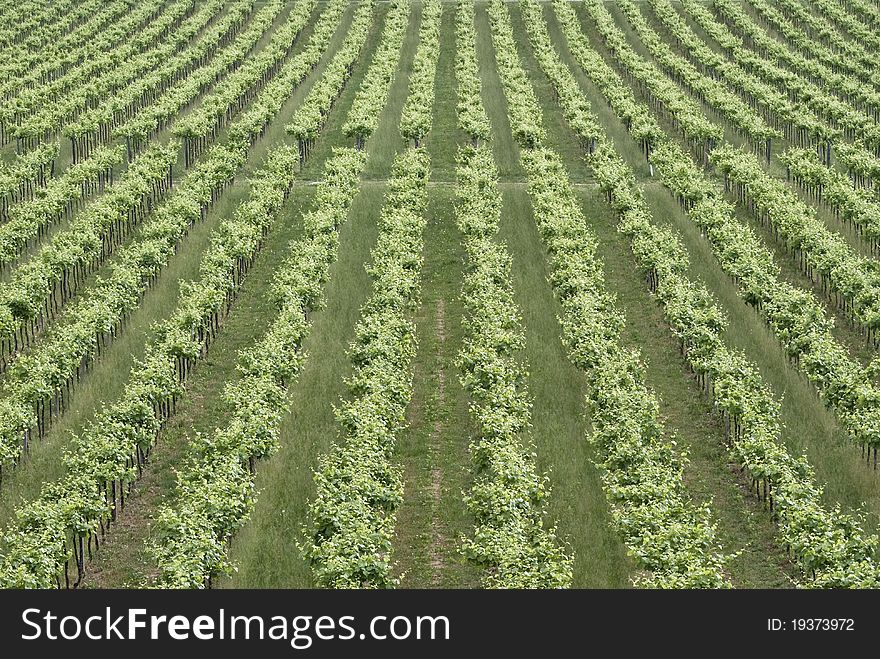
[8,1,222,142]
[547,0,880,586]
[0,0,361,586]
[455,145,572,588]
[342,0,410,143]
[0,143,125,266]
[454,0,490,143]
[497,0,729,587]
[286,1,376,142]
[400,0,442,144]
[0,142,58,205]
[173,1,312,142]
[579,0,721,144]
[486,0,545,148]
[117,1,272,146]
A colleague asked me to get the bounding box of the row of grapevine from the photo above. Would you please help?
[173,0,315,166]
[769,0,877,66]
[738,0,875,87]
[489,0,729,587]
[2,0,160,83]
[511,1,602,151]
[0,138,232,476]
[456,143,572,588]
[0,0,81,52]
[2,0,111,50]
[0,0,374,586]
[65,0,258,160]
[834,140,880,189]
[0,0,358,481]
[551,1,880,462]
[617,0,781,157]
[151,147,367,588]
[839,0,880,27]
[711,145,880,339]
[0,142,58,218]
[0,0,350,354]
[486,0,545,148]
[8,0,207,124]
[581,0,880,343]
[0,0,134,112]
[640,0,876,324]
[687,0,880,120]
[0,144,126,271]
[592,144,879,587]
[813,0,880,46]
[523,0,880,587]
[754,0,851,51]
[663,0,880,159]
[0,143,301,589]
[707,0,880,121]
[303,147,429,588]
[117,0,273,155]
[400,0,442,146]
[532,146,731,588]
[224,0,352,148]
[287,0,376,161]
[454,0,490,144]
[582,0,722,158]
[780,147,880,252]
[9,0,207,152]
[589,0,834,167]
[342,0,410,147]
[0,0,158,122]
[152,0,423,588]
[548,2,666,159]
[0,142,171,357]
[643,0,880,272]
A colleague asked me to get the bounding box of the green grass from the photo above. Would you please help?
[222,185,383,588]
[426,2,468,182]
[655,186,880,540]
[80,185,317,588]
[391,186,481,589]
[477,2,634,587]
[362,3,423,180]
[498,186,635,588]
[583,186,798,587]
[0,177,251,534]
[298,1,412,181]
[389,2,486,589]
[475,4,524,182]
[541,3,651,180]
[0,0,334,414]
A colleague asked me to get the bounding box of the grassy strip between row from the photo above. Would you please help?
[456,144,572,587]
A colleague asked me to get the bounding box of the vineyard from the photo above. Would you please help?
[2,0,880,590]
